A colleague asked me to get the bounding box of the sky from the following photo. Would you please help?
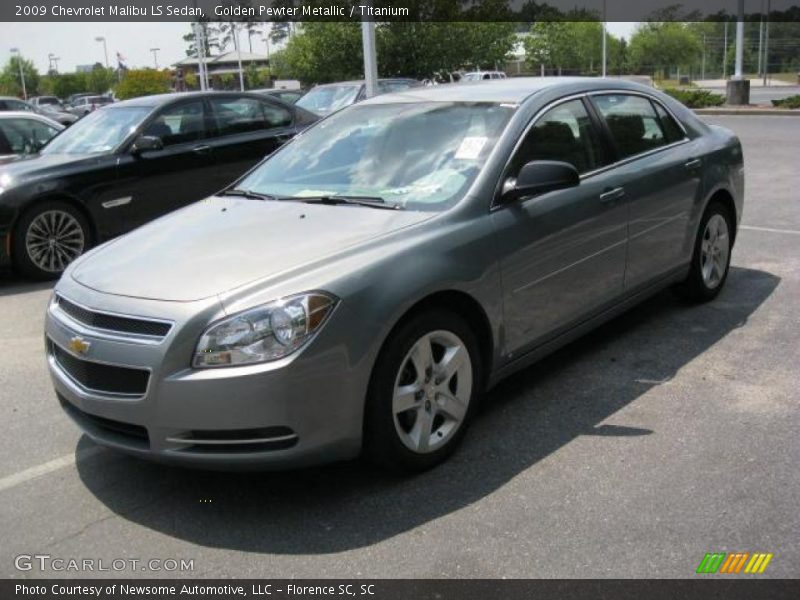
[0,22,638,74]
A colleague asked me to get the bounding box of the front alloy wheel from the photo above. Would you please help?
[13,200,90,280]
[392,330,473,454]
[364,309,482,471]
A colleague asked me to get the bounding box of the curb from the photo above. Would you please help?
[694,108,800,116]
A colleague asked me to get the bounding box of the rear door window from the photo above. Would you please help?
[209,96,273,136]
[653,101,686,144]
[591,94,668,159]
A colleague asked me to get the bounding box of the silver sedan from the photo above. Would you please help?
[46,78,743,471]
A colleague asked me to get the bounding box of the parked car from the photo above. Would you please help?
[35,103,80,127]
[66,95,114,117]
[29,95,64,109]
[0,112,63,164]
[65,92,94,106]
[45,78,743,471]
[0,95,78,127]
[295,78,420,116]
[0,91,318,278]
[461,71,507,82]
[252,88,306,104]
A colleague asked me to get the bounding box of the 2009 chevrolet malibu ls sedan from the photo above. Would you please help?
[46,78,743,471]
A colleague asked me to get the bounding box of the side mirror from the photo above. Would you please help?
[501,160,580,202]
[130,135,164,155]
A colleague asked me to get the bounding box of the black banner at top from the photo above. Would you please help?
[3,0,800,23]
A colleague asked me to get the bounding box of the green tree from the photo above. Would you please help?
[0,56,40,97]
[49,72,89,99]
[280,22,363,84]
[87,64,115,94]
[379,22,517,79]
[279,21,517,85]
[114,69,171,100]
[183,21,221,58]
[628,22,701,77]
[184,71,199,90]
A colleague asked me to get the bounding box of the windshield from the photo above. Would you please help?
[237,101,514,211]
[296,84,362,115]
[41,106,150,155]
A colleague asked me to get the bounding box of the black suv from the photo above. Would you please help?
[0,91,317,278]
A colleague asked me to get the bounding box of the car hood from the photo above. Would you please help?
[71,196,433,302]
[0,152,102,183]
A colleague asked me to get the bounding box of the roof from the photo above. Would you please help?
[174,51,269,67]
[109,91,270,109]
[312,78,418,88]
[0,111,64,127]
[362,77,649,105]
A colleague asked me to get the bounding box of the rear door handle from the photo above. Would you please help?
[599,187,625,203]
[192,145,211,155]
[684,158,702,169]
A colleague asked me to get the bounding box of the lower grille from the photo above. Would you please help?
[50,341,150,396]
[59,395,149,449]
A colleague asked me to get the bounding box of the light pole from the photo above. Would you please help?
[48,53,61,73]
[9,48,27,100]
[601,0,607,77]
[150,48,161,69]
[361,21,378,98]
[95,36,109,68]
[232,24,245,91]
[727,0,750,105]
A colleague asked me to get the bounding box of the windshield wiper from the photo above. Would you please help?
[286,195,402,210]
[218,188,280,201]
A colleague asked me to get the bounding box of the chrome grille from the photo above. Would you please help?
[56,295,171,338]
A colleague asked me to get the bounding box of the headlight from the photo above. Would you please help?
[193,292,337,368]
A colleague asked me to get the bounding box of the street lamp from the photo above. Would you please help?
[95,36,109,68]
[9,48,27,100]
[150,48,161,69]
[48,53,60,73]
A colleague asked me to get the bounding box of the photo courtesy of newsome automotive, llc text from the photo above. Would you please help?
[0,0,798,598]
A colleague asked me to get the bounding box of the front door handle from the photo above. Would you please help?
[599,187,625,203]
[684,158,702,169]
[192,145,211,155]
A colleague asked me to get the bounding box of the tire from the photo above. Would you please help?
[674,200,734,302]
[363,309,483,471]
[12,200,91,280]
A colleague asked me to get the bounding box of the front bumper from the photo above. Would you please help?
[46,277,370,469]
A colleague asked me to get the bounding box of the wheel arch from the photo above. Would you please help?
[11,192,97,250]
[370,289,495,393]
[702,186,738,246]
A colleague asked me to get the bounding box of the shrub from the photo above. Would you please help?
[662,88,725,108]
[114,69,171,100]
[772,95,800,109]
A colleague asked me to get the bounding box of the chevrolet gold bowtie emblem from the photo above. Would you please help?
[68,336,91,355]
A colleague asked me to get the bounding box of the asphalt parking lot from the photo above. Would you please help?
[1,115,798,579]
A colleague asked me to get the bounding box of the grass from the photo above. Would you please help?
[654,78,695,90]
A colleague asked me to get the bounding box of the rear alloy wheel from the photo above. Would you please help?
[675,200,733,302]
[13,201,90,280]
[365,310,482,471]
